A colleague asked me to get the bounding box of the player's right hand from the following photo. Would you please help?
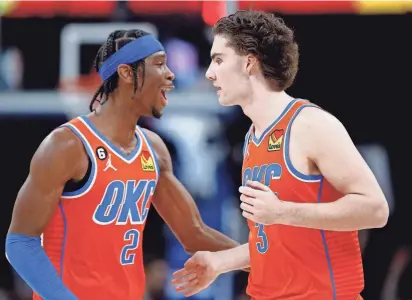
[171,251,220,297]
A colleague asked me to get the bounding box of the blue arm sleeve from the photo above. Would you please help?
[5,234,78,300]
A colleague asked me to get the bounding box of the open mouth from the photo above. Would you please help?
[160,86,175,105]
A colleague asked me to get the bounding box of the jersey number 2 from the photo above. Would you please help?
[120,229,140,265]
[255,223,268,254]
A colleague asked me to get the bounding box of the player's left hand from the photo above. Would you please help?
[239,180,287,225]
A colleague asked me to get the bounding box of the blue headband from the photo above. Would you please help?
[98,35,165,81]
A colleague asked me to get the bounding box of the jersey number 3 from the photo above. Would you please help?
[255,223,268,254]
[120,229,140,265]
[242,164,281,255]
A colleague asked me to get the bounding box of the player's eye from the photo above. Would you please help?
[216,58,222,65]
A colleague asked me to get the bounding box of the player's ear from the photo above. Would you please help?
[245,54,259,75]
[117,64,134,84]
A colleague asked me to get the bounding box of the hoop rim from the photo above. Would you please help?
[59,74,101,94]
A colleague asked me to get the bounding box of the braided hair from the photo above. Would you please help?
[90,29,149,112]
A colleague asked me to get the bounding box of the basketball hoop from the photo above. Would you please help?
[58,73,100,116]
[59,73,101,94]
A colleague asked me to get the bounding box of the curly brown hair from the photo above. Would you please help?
[213,10,299,90]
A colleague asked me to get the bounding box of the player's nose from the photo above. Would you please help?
[205,66,215,81]
[165,65,175,81]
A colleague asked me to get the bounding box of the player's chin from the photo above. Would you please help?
[151,106,163,119]
[218,96,236,107]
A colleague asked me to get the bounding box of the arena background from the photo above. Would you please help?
[0,1,411,300]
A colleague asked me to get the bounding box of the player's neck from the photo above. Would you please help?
[242,89,293,139]
[92,94,140,147]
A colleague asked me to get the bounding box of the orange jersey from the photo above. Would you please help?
[242,99,363,300]
[34,116,159,300]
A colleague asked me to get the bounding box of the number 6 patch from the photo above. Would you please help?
[96,146,108,160]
